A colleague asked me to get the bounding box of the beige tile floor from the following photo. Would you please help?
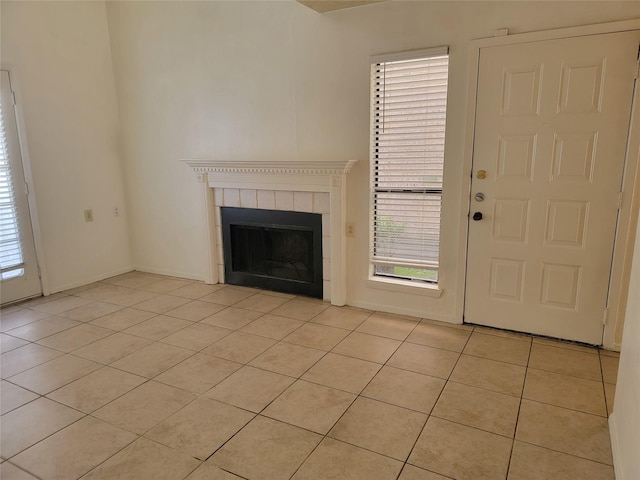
[0,272,620,480]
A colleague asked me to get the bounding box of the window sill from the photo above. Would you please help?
[366,276,443,298]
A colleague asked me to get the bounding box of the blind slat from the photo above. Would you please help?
[371,51,449,280]
[0,95,25,276]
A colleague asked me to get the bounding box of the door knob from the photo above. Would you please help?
[472,212,483,221]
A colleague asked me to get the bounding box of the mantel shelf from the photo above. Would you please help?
[182,159,357,176]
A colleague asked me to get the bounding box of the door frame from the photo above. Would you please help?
[1,65,50,299]
[458,19,640,350]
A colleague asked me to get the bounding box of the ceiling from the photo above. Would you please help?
[297,0,386,14]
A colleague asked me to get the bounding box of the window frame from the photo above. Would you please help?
[0,71,26,281]
[369,46,450,286]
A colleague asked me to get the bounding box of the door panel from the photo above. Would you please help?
[465,31,639,344]
[1,70,41,304]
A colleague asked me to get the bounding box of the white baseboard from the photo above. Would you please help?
[609,413,623,480]
[602,343,623,352]
[49,265,135,294]
[349,299,459,324]
[133,265,205,282]
[49,265,206,296]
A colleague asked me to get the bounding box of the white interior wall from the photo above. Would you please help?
[0,1,132,292]
[106,0,640,322]
[106,1,300,280]
[610,209,640,479]
[1,1,637,475]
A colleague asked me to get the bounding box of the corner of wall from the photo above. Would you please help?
[609,413,624,480]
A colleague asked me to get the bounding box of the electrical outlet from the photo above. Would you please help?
[346,222,355,237]
[114,206,120,217]
[84,209,93,222]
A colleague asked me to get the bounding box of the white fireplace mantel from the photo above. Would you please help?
[183,159,357,306]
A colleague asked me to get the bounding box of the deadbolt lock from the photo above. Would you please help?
[474,193,485,202]
[477,170,487,179]
[472,212,483,221]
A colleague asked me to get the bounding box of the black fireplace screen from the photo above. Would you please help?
[221,207,323,298]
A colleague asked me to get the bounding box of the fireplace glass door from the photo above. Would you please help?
[221,207,323,298]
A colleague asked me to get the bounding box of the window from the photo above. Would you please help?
[370,47,449,284]
[0,85,24,280]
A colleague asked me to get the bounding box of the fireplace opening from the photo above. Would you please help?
[221,207,323,298]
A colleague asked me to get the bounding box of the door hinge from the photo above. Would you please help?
[636,45,640,79]
[603,308,609,325]
[11,91,16,106]
[25,182,29,196]
[617,191,623,210]
[37,264,42,279]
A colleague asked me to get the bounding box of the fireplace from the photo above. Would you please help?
[222,207,323,298]
[182,159,356,305]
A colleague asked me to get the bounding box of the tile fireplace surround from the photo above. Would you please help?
[183,160,357,305]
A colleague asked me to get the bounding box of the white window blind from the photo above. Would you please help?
[0,94,24,280]
[370,48,449,282]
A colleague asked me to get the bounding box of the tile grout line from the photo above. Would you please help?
[397,326,474,477]
[598,350,612,416]
[512,438,617,468]
[3,460,45,480]
[188,295,359,475]
[2,275,618,479]
[505,335,535,480]
[207,306,413,479]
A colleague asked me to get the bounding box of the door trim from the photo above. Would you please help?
[607,55,640,350]
[1,65,50,298]
[458,19,640,350]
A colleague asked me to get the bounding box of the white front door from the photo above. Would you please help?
[465,31,639,344]
[1,70,41,304]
